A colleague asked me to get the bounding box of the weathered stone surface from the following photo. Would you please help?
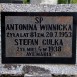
[4,16,73,57]
[23,66,50,74]
[1,4,77,12]
[0,4,77,75]
[30,0,41,4]
[41,0,58,4]
[30,0,58,4]
[23,66,51,77]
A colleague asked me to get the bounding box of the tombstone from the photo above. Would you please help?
[41,0,58,4]
[1,9,76,64]
[0,0,77,76]
[30,0,58,4]
[30,0,41,4]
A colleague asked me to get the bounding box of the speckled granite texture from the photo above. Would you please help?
[1,4,77,12]
[0,4,77,76]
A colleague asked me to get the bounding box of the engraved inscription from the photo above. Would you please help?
[5,16,73,57]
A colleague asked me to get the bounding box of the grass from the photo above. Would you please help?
[72,0,77,3]
[58,0,77,4]
[23,0,77,4]
[58,0,67,4]
[23,0,30,3]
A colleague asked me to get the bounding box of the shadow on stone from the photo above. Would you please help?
[52,75,75,77]
[0,74,24,77]
[4,64,21,70]
[23,66,50,75]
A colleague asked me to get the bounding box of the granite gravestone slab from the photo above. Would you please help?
[30,0,58,4]
[1,12,76,64]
